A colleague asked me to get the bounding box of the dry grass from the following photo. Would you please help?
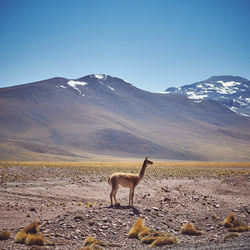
[128,217,145,238]
[84,236,105,247]
[138,226,151,240]
[29,246,46,250]
[14,231,28,244]
[220,213,249,232]
[81,235,121,249]
[151,236,178,246]
[85,202,96,208]
[0,161,249,182]
[212,213,220,221]
[224,232,240,241]
[25,233,45,246]
[0,230,11,240]
[23,221,39,234]
[181,222,202,236]
[220,213,235,228]
[128,218,178,247]
[140,235,159,244]
[229,226,250,232]
[14,221,55,246]
[0,171,6,183]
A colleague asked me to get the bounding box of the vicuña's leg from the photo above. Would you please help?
[113,185,119,205]
[110,188,114,206]
[129,187,135,207]
[110,184,119,206]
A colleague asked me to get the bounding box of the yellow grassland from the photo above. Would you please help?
[0,161,249,180]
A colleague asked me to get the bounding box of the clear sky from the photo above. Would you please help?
[0,0,250,92]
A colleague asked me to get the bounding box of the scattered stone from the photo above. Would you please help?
[29,207,36,212]
[88,220,95,226]
[102,217,108,222]
[42,229,50,234]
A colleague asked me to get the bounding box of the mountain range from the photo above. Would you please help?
[0,74,250,161]
[165,75,250,117]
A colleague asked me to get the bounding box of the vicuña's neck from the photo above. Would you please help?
[138,161,147,181]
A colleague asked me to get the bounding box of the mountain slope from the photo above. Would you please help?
[1,74,250,161]
[165,75,250,116]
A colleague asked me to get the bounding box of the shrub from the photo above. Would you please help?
[181,222,202,235]
[138,226,150,240]
[81,236,120,249]
[212,213,219,220]
[151,236,178,246]
[224,232,240,241]
[228,225,250,232]
[220,213,249,232]
[25,234,45,246]
[23,221,39,234]
[0,230,11,240]
[220,213,235,228]
[14,221,55,246]
[128,217,145,238]
[14,231,28,243]
[128,217,178,247]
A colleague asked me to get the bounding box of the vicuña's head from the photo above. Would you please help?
[145,156,153,165]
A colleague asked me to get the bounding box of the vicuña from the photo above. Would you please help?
[108,157,153,207]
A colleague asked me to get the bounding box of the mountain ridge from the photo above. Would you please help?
[165,75,250,117]
[1,74,250,161]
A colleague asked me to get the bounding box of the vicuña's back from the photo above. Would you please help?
[108,157,153,207]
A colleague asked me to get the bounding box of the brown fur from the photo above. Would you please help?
[108,157,153,206]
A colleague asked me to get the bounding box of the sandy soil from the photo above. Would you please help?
[0,166,250,249]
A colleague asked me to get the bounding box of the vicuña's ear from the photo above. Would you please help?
[145,156,148,160]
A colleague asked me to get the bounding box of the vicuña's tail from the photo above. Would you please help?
[108,176,112,185]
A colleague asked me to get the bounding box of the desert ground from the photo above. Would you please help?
[0,161,250,249]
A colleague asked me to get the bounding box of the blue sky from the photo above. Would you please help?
[0,0,250,92]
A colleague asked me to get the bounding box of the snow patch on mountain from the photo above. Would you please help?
[186,91,208,99]
[92,74,107,80]
[67,80,87,88]
[165,76,250,117]
[67,80,87,96]
[217,80,241,87]
[107,85,115,91]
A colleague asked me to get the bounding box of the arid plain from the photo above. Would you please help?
[0,161,250,249]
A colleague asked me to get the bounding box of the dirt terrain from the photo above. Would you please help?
[0,163,250,249]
